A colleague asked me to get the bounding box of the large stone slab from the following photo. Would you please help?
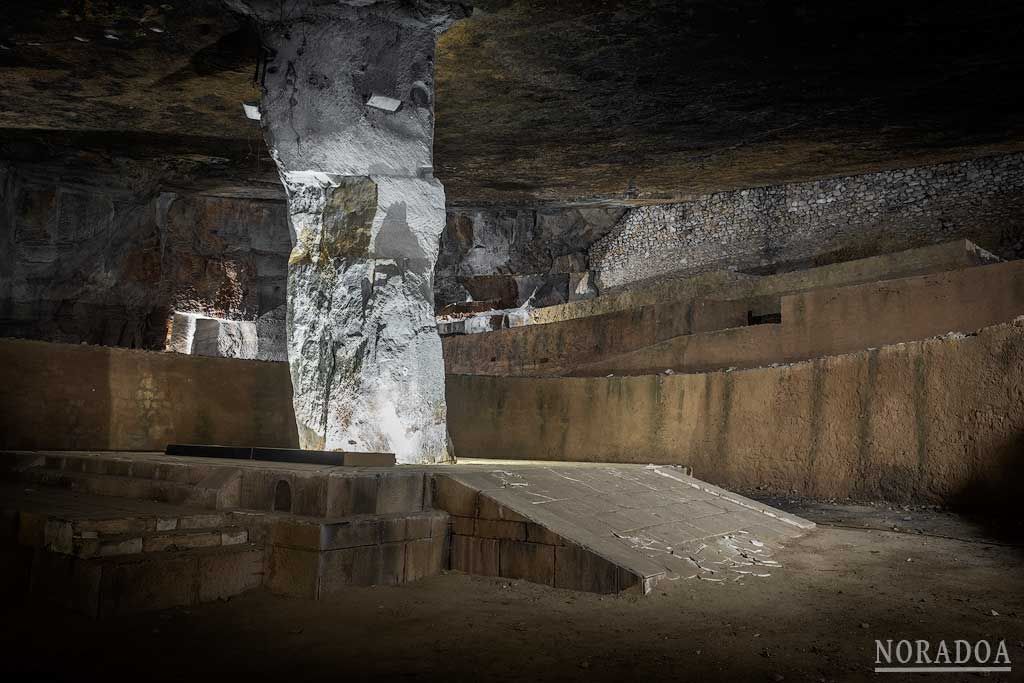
[435,462,814,594]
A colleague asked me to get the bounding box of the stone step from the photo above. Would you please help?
[38,452,224,485]
[18,466,238,510]
[67,525,250,559]
[26,543,264,617]
[12,452,429,517]
[72,511,232,536]
[3,487,248,560]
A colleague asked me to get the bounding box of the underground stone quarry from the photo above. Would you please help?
[0,0,1022,680]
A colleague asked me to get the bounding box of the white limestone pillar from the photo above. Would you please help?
[231,0,469,463]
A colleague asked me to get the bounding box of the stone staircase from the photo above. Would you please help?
[0,451,448,616]
[2,483,262,617]
[13,451,242,509]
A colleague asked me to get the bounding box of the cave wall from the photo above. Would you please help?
[435,206,626,309]
[590,153,1024,290]
[6,151,1023,351]
[1,162,164,347]
[0,164,629,350]
[0,161,290,349]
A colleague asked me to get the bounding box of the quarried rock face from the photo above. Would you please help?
[238,0,469,463]
[0,160,291,350]
[284,175,449,460]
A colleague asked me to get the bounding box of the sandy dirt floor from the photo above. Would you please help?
[1,502,1021,682]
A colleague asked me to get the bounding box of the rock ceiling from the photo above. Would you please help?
[2,0,1023,206]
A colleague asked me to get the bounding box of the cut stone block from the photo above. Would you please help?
[17,467,235,511]
[405,536,447,582]
[554,544,633,594]
[326,474,381,517]
[526,523,565,546]
[429,512,449,539]
[289,477,329,517]
[433,475,478,517]
[404,510,447,541]
[451,516,475,536]
[101,553,199,615]
[477,495,529,522]
[267,546,319,599]
[376,473,425,514]
[451,535,500,577]
[239,470,326,516]
[381,515,408,544]
[221,529,249,546]
[166,312,197,354]
[192,318,258,360]
[96,537,145,557]
[319,517,383,550]
[271,516,378,551]
[198,547,263,602]
[474,519,527,541]
[319,543,405,592]
[500,540,555,586]
[142,529,224,553]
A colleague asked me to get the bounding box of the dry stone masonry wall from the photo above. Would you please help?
[590,153,1024,289]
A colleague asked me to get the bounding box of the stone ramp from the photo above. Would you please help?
[435,462,814,594]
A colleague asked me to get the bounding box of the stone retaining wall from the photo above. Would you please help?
[442,298,747,376]
[443,257,1024,377]
[0,339,296,451]
[446,319,1024,508]
[4,320,1023,508]
[575,260,1024,376]
[535,240,997,325]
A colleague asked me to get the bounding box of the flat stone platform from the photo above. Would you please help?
[438,460,814,593]
[0,450,814,609]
